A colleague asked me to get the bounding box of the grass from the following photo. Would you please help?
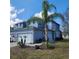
[10,40,69,59]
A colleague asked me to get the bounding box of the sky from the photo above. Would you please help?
[10,0,69,28]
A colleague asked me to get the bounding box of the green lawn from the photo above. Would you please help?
[10,40,69,59]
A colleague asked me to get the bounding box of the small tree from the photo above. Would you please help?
[18,39,26,48]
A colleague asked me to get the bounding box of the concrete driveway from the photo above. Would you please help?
[10,42,43,48]
[10,42,17,47]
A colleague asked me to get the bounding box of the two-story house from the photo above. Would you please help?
[10,17,62,44]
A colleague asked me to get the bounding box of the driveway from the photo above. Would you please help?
[10,41,43,48]
[10,42,17,47]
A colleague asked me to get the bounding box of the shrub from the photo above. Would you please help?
[35,45,40,49]
[47,42,55,49]
[18,39,26,48]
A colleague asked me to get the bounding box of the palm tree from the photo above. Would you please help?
[42,0,56,48]
[27,0,64,48]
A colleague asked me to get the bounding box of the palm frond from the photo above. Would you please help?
[48,13,64,22]
[48,4,56,11]
[27,17,44,24]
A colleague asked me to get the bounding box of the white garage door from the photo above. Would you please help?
[18,33,33,44]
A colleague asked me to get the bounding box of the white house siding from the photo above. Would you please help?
[18,33,33,44]
[11,30,34,44]
[17,30,34,44]
[33,30,44,43]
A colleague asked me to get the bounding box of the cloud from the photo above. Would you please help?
[34,11,42,18]
[17,9,25,14]
[10,5,25,27]
[10,6,17,19]
[10,18,23,27]
[34,11,54,18]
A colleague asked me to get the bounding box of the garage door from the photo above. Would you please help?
[18,33,33,44]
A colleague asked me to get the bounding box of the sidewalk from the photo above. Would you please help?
[10,42,17,47]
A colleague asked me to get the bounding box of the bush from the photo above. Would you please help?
[18,39,26,48]
[35,45,40,49]
[47,42,55,49]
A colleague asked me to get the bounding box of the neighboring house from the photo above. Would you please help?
[10,19,62,44]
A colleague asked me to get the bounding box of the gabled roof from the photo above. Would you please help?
[51,21,60,26]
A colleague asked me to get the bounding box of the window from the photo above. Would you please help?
[12,35,15,37]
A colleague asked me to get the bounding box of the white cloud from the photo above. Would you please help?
[10,5,25,27]
[10,6,17,19]
[17,9,25,14]
[34,11,42,18]
[10,18,23,27]
[34,11,54,18]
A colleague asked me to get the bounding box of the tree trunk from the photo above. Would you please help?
[45,24,48,48]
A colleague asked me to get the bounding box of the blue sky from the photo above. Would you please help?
[11,0,69,20]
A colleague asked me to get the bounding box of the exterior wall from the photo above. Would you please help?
[48,31,55,42]
[17,31,33,44]
[38,23,44,29]
[47,22,59,31]
[33,30,56,43]
[55,30,61,38]
[10,20,62,43]
[10,30,34,44]
[48,30,62,42]
[29,22,44,29]
[33,30,44,43]
[47,21,62,41]
[48,31,53,40]
[10,32,18,41]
